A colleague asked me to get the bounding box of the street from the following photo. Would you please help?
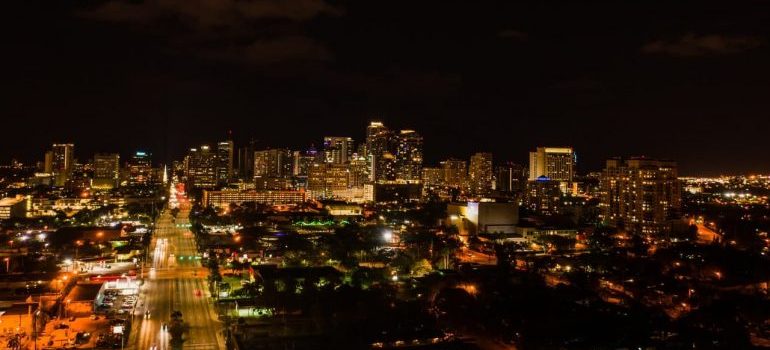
[130,202,224,350]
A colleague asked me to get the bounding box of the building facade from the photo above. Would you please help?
[441,158,467,189]
[93,153,120,189]
[186,146,217,189]
[395,130,423,183]
[323,137,354,165]
[202,189,307,209]
[128,151,153,186]
[50,143,74,186]
[528,147,574,182]
[600,157,681,236]
[469,152,494,196]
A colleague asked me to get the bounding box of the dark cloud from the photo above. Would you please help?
[202,36,333,66]
[81,0,341,25]
[497,29,528,40]
[641,34,763,56]
[78,0,341,67]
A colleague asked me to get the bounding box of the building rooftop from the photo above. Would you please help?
[0,197,24,206]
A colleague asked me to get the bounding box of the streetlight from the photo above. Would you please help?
[382,230,393,243]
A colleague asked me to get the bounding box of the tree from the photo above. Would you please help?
[411,259,433,277]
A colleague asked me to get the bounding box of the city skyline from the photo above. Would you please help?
[3,1,770,175]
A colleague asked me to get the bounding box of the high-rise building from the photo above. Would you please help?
[365,121,395,182]
[395,130,423,183]
[93,153,120,189]
[421,167,443,187]
[441,158,467,189]
[292,147,318,178]
[236,140,257,180]
[216,140,234,184]
[600,157,681,236]
[323,137,354,164]
[254,148,292,179]
[307,162,350,199]
[50,143,74,186]
[43,151,53,173]
[348,154,370,187]
[529,147,574,182]
[525,177,563,215]
[495,162,525,193]
[469,152,494,196]
[186,146,217,189]
[128,151,153,186]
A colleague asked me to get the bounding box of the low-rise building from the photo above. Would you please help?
[447,201,519,235]
[0,196,29,219]
[202,189,307,209]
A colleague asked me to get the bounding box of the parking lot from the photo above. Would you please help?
[91,280,142,348]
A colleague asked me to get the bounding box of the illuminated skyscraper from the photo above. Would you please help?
[186,145,217,189]
[469,152,494,196]
[292,146,318,178]
[348,154,370,187]
[323,136,354,164]
[216,140,234,183]
[421,167,443,187]
[50,143,74,186]
[441,158,467,189]
[128,151,153,185]
[528,147,574,182]
[93,153,120,189]
[365,121,396,182]
[600,157,681,236]
[253,148,292,179]
[307,162,350,199]
[495,162,525,193]
[395,130,423,183]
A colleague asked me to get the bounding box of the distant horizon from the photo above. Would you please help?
[0,136,766,178]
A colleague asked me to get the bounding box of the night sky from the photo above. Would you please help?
[3,1,770,175]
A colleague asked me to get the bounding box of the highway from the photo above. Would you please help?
[130,191,224,350]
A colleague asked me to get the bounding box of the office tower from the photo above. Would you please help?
[216,140,234,183]
[600,157,681,236]
[441,158,467,189]
[43,151,53,173]
[66,162,90,190]
[128,151,153,185]
[307,162,350,199]
[495,162,525,193]
[348,154,370,187]
[323,137,354,164]
[186,145,217,189]
[365,121,395,182]
[469,152,494,196]
[421,167,443,187]
[236,140,257,180]
[50,143,74,186]
[292,147,318,178]
[395,130,423,183]
[528,147,574,182]
[253,148,292,179]
[93,153,120,189]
